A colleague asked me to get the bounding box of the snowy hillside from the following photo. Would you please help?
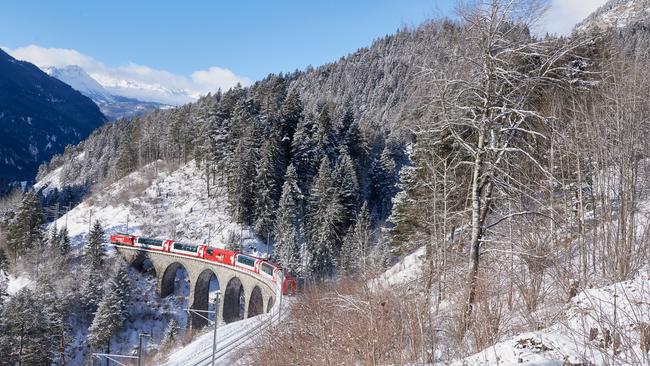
[44,159,266,255]
[32,159,275,364]
[459,273,650,365]
[576,0,650,32]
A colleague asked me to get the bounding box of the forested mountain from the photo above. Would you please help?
[34,20,463,276]
[577,0,650,32]
[6,0,650,364]
[0,49,106,184]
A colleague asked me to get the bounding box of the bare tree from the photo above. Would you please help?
[424,0,592,329]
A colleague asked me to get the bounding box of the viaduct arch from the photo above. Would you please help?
[115,245,277,329]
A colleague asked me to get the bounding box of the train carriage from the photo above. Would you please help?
[110,233,298,295]
[110,233,135,245]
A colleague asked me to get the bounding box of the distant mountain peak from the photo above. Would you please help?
[576,0,650,32]
[42,65,168,120]
[43,65,114,103]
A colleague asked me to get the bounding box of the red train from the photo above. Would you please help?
[110,233,297,296]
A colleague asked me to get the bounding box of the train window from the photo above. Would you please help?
[261,263,274,276]
[139,238,163,246]
[206,248,214,255]
[237,255,255,267]
[173,242,198,252]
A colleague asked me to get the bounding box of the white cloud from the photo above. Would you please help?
[2,45,251,105]
[541,0,609,35]
[192,66,251,92]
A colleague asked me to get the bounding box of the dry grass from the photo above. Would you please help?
[248,279,435,365]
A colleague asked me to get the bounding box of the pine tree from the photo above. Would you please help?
[305,160,342,278]
[161,318,179,347]
[87,286,124,354]
[59,226,71,256]
[6,191,44,260]
[86,220,105,269]
[79,266,104,316]
[0,288,49,365]
[290,117,318,196]
[371,146,398,222]
[339,204,371,277]
[253,132,285,240]
[112,262,131,318]
[36,277,70,365]
[0,247,8,273]
[315,105,338,165]
[115,131,138,177]
[278,89,303,164]
[333,148,360,232]
[225,107,259,225]
[48,221,61,248]
[274,165,303,275]
[339,110,369,202]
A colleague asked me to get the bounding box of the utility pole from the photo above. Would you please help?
[183,291,220,365]
[212,290,221,366]
[137,333,150,366]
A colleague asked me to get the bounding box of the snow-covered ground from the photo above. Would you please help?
[5,274,32,295]
[374,245,426,288]
[46,160,267,256]
[160,295,288,366]
[458,272,650,365]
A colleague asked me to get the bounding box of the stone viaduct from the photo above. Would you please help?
[114,245,278,329]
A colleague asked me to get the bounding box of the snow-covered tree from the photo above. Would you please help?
[161,318,180,348]
[274,165,303,275]
[305,160,341,278]
[315,105,338,166]
[333,148,360,232]
[254,132,285,240]
[339,203,371,277]
[36,277,70,365]
[6,191,44,260]
[225,105,259,225]
[0,247,8,273]
[87,286,124,355]
[0,288,49,365]
[79,266,104,316]
[278,89,303,163]
[58,226,71,256]
[370,147,398,222]
[112,262,131,318]
[86,220,105,269]
[290,117,318,195]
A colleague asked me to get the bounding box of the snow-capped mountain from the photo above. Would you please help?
[43,65,112,103]
[92,72,197,106]
[43,65,169,120]
[576,0,650,32]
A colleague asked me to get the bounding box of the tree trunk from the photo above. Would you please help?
[465,127,486,328]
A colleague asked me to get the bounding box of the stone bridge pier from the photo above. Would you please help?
[116,247,277,329]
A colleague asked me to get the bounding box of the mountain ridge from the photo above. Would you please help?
[575,0,650,32]
[0,49,106,183]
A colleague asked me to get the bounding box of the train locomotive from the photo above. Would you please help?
[109,233,298,296]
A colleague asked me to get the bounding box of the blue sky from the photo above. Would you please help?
[1,0,607,104]
[1,0,451,79]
